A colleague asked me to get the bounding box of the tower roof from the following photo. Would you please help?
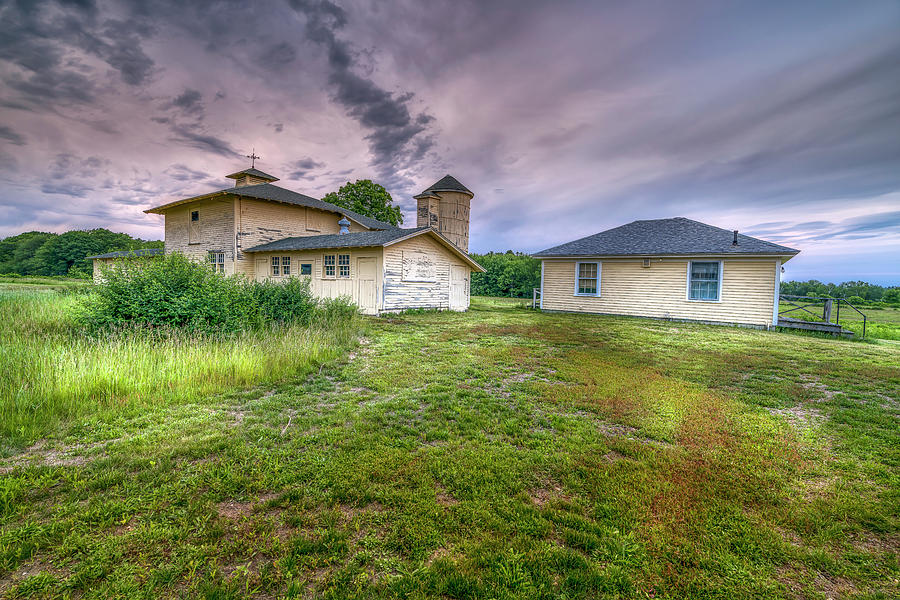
[417,174,473,197]
[226,167,279,182]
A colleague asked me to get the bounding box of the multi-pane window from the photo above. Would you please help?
[688,261,720,301]
[575,262,600,296]
[271,256,280,276]
[208,252,225,273]
[324,254,335,278]
[338,254,350,278]
[281,256,290,276]
[300,263,312,275]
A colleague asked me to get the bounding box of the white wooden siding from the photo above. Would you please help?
[540,257,778,326]
[382,235,470,312]
[251,247,384,315]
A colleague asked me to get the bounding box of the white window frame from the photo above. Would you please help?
[574,261,601,297]
[323,254,336,279]
[338,253,350,278]
[208,252,225,273]
[281,256,291,276]
[271,256,280,277]
[686,260,723,302]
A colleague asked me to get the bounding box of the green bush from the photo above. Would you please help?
[80,253,351,332]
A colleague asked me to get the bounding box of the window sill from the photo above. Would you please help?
[574,293,601,297]
[686,298,721,303]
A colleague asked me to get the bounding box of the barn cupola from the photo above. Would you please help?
[414,175,474,253]
[225,167,279,188]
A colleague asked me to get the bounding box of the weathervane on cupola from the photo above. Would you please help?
[225,148,280,188]
[245,148,260,168]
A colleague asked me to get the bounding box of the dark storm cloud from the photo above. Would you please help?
[258,42,298,70]
[168,125,237,157]
[41,182,92,197]
[287,157,325,180]
[170,89,204,115]
[744,211,900,246]
[74,17,157,85]
[288,0,434,186]
[165,164,211,182]
[0,126,25,146]
[0,0,156,114]
[157,89,236,157]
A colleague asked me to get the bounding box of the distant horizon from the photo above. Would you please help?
[1,1,898,285]
[2,223,897,287]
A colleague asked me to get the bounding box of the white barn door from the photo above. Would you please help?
[450,265,468,311]
[255,258,268,282]
[357,257,377,315]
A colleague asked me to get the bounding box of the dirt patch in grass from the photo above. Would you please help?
[530,483,572,508]
[0,555,70,594]
[798,375,843,402]
[849,532,900,554]
[435,484,458,507]
[776,565,859,600]
[217,493,281,520]
[0,438,119,472]
[766,405,825,432]
[602,450,628,463]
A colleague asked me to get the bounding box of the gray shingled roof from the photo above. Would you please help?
[533,218,800,257]
[418,175,473,196]
[226,167,279,181]
[87,248,164,259]
[245,227,430,252]
[146,183,397,231]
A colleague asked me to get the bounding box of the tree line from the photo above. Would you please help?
[780,280,899,305]
[470,252,541,298]
[2,224,897,305]
[0,229,163,278]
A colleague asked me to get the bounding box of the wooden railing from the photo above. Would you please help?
[532,287,542,309]
[778,295,867,337]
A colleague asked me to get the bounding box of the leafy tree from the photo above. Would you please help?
[0,229,162,277]
[780,280,899,303]
[0,232,56,275]
[882,288,900,305]
[470,252,541,298]
[322,180,403,226]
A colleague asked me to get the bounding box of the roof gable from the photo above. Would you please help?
[244,227,485,272]
[144,183,398,231]
[533,217,799,257]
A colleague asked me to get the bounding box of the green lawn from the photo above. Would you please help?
[1,294,898,599]
[780,298,900,341]
[0,277,90,293]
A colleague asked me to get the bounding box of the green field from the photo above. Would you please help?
[779,298,900,341]
[1,292,897,599]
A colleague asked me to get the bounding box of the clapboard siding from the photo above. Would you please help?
[235,198,361,276]
[251,247,384,315]
[164,198,235,271]
[382,235,468,311]
[541,258,777,326]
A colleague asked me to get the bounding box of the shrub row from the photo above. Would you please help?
[80,253,356,332]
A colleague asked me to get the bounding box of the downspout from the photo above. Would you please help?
[771,259,781,329]
[233,195,240,275]
[539,260,545,310]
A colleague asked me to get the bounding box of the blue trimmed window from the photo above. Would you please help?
[689,261,720,301]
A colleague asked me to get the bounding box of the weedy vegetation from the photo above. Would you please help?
[0,289,897,599]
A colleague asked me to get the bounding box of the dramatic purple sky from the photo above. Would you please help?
[1,0,898,283]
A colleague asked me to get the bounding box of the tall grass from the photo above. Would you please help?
[0,290,359,444]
